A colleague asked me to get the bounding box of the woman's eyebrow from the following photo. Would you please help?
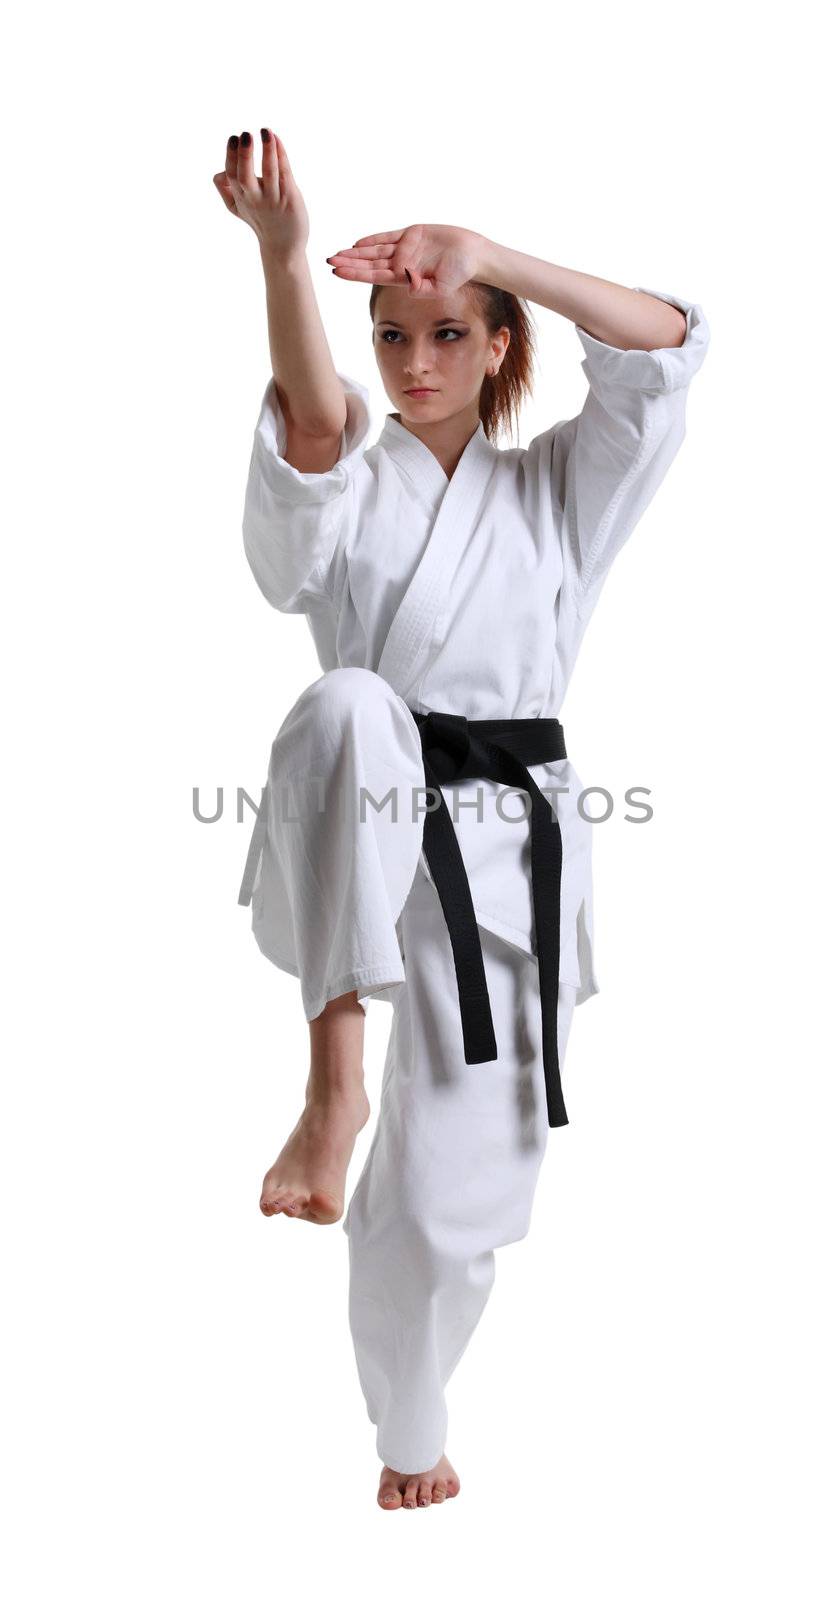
[376,317,468,329]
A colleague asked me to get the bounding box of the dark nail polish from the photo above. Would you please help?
[240,130,251,148]
[228,134,239,148]
[260,128,269,142]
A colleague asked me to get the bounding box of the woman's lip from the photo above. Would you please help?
[405,388,437,395]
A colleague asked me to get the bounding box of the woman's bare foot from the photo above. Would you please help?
[260,990,370,1224]
[377,1453,461,1510]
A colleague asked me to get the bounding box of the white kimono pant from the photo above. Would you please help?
[244,667,577,1476]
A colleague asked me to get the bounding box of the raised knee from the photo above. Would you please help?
[272,668,422,775]
[301,667,391,719]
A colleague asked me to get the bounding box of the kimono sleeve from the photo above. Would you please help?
[552,287,711,600]
[241,369,372,613]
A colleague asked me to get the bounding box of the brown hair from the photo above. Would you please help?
[369,280,537,447]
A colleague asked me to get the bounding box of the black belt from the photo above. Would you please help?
[410,710,569,1129]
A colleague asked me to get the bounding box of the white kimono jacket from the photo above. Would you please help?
[241,286,710,1005]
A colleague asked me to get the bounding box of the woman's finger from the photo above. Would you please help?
[259,126,279,204]
[236,130,260,194]
[212,172,238,215]
[326,251,395,271]
[330,264,398,284]
[273,131,296,195]
[328,255,390,275]
[326,244,395,263]
[224,132,239,181]
[392,250,421,286]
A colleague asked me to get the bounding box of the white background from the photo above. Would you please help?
[4,0,836,1592]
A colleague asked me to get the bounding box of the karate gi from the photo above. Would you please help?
[237,285,710,1473]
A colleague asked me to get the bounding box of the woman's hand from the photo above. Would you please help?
[326,224,486,297]
[212,129,309,259]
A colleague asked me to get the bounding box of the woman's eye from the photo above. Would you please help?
[378,328,463,344]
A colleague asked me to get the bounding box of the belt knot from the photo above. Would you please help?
[415,710,473,783]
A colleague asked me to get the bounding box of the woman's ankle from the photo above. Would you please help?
[307,992,366,1101]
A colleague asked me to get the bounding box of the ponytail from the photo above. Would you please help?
[466,280,537,446]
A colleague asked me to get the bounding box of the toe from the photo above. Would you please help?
[431,1477,447,1502]
[307,1187,343,1222]
[417,1477,433,1506]
[402,1476,420,1508]
[378,1479,402,1509]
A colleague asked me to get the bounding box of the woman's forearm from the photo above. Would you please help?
[259,245,348,436]
[474,238,687,352]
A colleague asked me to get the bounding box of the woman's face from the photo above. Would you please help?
[372,284,509,426]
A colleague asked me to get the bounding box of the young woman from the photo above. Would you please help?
[214,128,710,1510]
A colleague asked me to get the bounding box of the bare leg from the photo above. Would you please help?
[260,990,371,1224]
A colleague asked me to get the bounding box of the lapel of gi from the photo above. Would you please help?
[375,413,498,700]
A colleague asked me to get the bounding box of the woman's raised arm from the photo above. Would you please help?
[213,128,347,469]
